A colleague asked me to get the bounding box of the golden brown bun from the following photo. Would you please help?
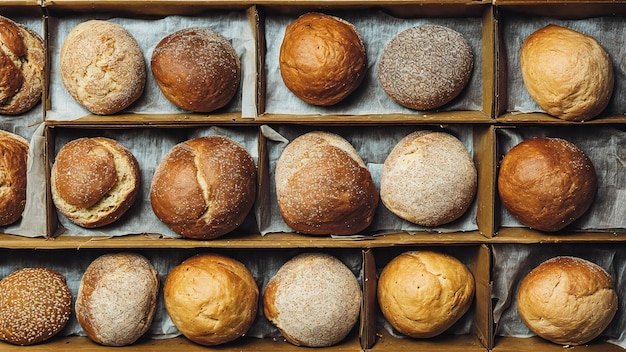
[263,253,362,347]
[377,251,475,338]
[76,253,159,346]
[497,137,597,232]
[377,25,473,110]
[520,25,613,121]
[0,268,72,345]
[151,27,240,112]
[279,12,367,106]
[0,130,28,226]
[517,256,617,345]
[380,131,477,226]
[275,131,379,235]
[0,16,44,115]
[164,253,258,346]
[51,137,140,228]
[150,136,256,239]
[60,20,146,115]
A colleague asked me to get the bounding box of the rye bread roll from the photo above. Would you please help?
[0,130,28,226]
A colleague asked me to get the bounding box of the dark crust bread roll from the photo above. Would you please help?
[517,256,617,345]
[497,137,597,232]
[275,131,379,235]
[377,25,473,111]
[279,12,367,106]
[0,16,44,115]
[150,136,257,239]
[0,130,28,226]
[50,137,141,228]
[0,268,72,346]
[151,27,241,113]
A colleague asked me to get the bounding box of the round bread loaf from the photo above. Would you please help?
[497,137,597,232]
[377,25,473,111]
[520,24,613,121]
[380,131,477,227]
[59,20,146,115]
[150,136,256,239]
[0,130,28,226]
[377,251,475,338]
[517,256,617,345]
[275,131,378,235]
[151,27,240,112]
[279,12,367,106]
[0,16,44,115]
[164,253,258,346]
[76,252,159,346]
[50,137,140,228]
[0,267,72,345]
[263,252,362,347]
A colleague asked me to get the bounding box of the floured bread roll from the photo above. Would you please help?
[60,20,146,115]
[377,251,475,338]
[520,24,613,121]
[0,130,28,226]
[76,253,159,346]
[380,131,477,227]
[50,137,140,228]
[263,252,362,347]
[279,12,367,106]
[275,131,379,235]
[517,256,617,345]
[150,135,257,239]
[0,16,44,115]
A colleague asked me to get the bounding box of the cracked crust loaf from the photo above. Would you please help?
[0,130,28,226]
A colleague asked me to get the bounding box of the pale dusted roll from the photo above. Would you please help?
[520,24,613,121]
[263,253,362,347]
[50,137,140,228]
[517,256,617,345]
[279,12,367,106]
[76,253,159,346]
[60,20,146,115]
[164,253,258,346]
[275,131,379,235]
[377,251,475,338]
[380,131,477,227]
[0,268,72,345]
[0,130,28,226]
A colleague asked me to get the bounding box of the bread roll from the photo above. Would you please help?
[377,25,473,110]
[150,136,256,239]
[497,137,597,232]
[0,130,28,226]
[50,137,140,228]
[0,267,72,345]
[60,20,146,115]
[380,131,477,227]
[377,251,475,338]
[520,24,613,121]
[151,27,240,112]
[164,253,258,346]
[0,16,44,115]
[517,256,617,345]
[275,131,378,235]
[76,253,159,346]
[263,253,362,347]
[279,12,367,106]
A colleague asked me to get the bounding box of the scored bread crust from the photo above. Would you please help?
[0,130,28,226]
[517,256,618,345]
[150,135,257,239]
[263,253,362,347]
[275,131,378,235]
[0,16,44,115]
[59,20,146,115]
[50,137,140,228]
[76,253,159,346]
